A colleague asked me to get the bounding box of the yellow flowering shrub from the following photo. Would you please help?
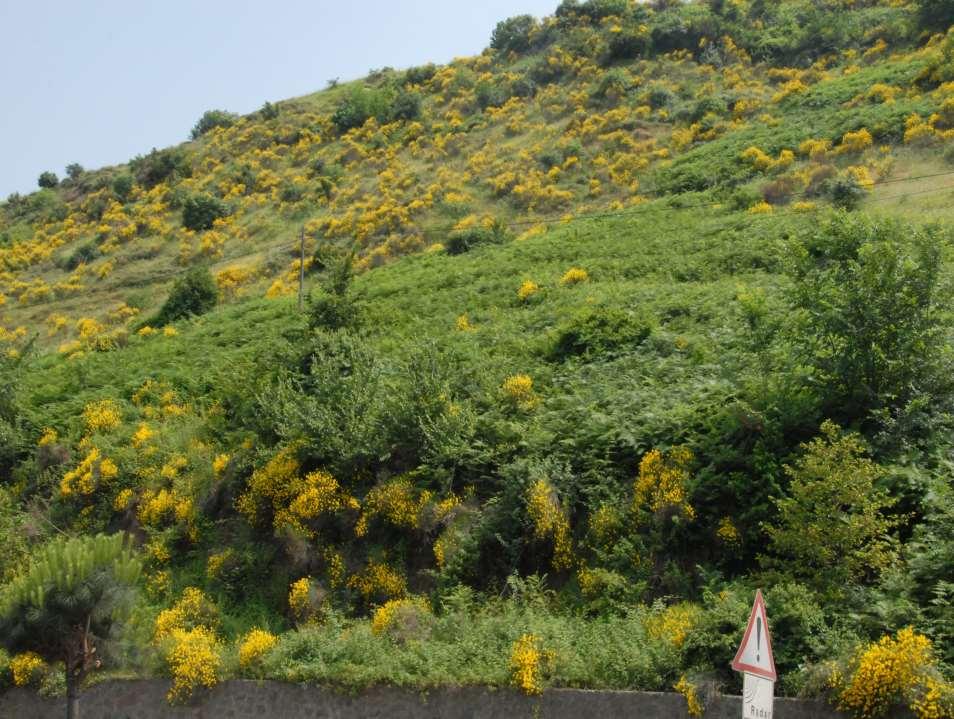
[517,279,540,301]
[510,633,554,695]
[502,374,540,411]
[238,628,278,668]
[526,478,573,571]
[37,427,58,446]
[153,587,218,642]
[131,423,155,447]
[10,652,46,686]
[560,267,589,286]
[212,453,230,475]
[645,602,701,648]
[799,138,832,160]
[716,517,741,545]
[371,597,432,639]
[288,577,315,622]
[748,201,774,214]
[836,128,873,154]
[674,675,704,717]
[634,447,695,520]
[60,447,118,496]
[355,477,430,537]
[83,399,122,433]
[165,627,221,703]
[347,561,407,604]
[831,627,954,719]
[455,314,473,331]
[113,487,134,512]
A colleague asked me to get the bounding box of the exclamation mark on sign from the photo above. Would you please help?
[756,617,762,662]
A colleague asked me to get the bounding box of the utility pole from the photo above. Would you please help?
[297,226,305,312]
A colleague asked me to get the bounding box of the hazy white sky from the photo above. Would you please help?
[0,0,557,197]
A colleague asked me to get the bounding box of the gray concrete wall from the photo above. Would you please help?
[0,680,845,719]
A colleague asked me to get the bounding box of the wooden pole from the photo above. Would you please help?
[298,226,305,312]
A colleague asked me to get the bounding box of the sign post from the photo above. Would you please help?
[732,589,776,719]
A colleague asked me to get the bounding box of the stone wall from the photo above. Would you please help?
[0,680,844,719]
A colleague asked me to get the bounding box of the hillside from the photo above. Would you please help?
[0,1,953,714]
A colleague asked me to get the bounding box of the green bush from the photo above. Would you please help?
[308,253,361,332]
[490,14,538,53]
[37,171,58,189]
[130,147,191,188]
[549,306,652,361]
[111,174,134,202]
[149,266,219,326]
[64,241,99,271]
[446,223,507,255]
[191,109,238,139]
[331,86,391,132]
[64,163,84,181]
[786,213,946,420]
[403,63,437,86]
[824,176,865,210]
[389,89,422,122]
[260,101,280,120]
[182,193,228,231]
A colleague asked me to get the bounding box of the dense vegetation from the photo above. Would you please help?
[1,1,953,716]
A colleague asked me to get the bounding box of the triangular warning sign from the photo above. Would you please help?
[731,588,777,682]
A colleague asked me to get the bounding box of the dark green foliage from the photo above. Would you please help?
[446,222,507,255]
[64,241,99,271]
[191,109,238,139]
[182,193,228,231]
[786,214,946,422]
[37,171,58,189]
[331,86,391,132]
[111,173,134,202]
[64,163,84,181]
[490,14,538,53]
[307,252,361,332]
[825,175,865,210]
[602,27,652,64]
[549,306,652,361]
[403,63,437,86]
[150,266,219,326]
[390,89,422,122]
[260,101,280,120]
[130,147,191,189]
[917,0,954,31]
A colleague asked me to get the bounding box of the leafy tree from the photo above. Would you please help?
[37,171,58,189]
[150,266,219,326]
[490,15,538,53]
[0,533,140,719]
[190,109,238,139]
[64,164,84,181]
[390,89,422,122]
[0,349,27,478]
[786,214,946,422]
[763,421,898,596]
[181,193,228,231]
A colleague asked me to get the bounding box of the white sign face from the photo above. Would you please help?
[742,672,774,719]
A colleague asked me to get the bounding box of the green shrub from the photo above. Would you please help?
[191,109,238,139]
[64,242,99,271]
[130,147,191,188]
[446,223,507,255]
[763,421,898,596]
[37,171,58,189]
[549,306,652,361]
[491,14,538,53]
[824,176,865,210]
[111,174,134,202]
[390,89,422,122]
[786,213,946,420]
[64,163,84,181]
[149,266,219,326]
[308,253,361,332]
[182,193,228,231]
[260,101,280,120]
[602,28,652,65]
[331,86,390,132]
[403,63,437,86]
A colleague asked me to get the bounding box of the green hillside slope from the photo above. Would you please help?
[0,1,952,714]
